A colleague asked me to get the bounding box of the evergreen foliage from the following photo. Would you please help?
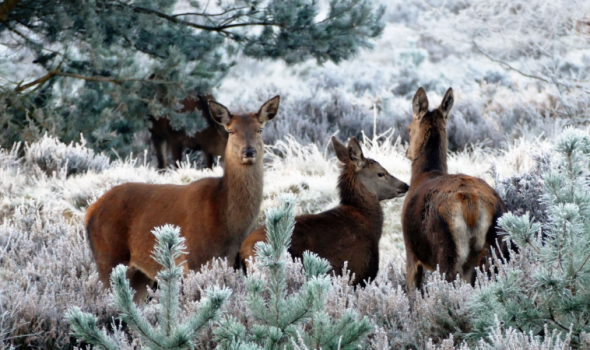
[470,128,590,345]
[0,0,385,156]
[67,224,231,350]
[213,195,372,350]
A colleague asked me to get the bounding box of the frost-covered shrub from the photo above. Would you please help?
[2,128,584,349]
[421,0,590,123]
[0,205,114,348]
[426,323,572,349]
[334,267,476,349]
[24,134,111,177]
[0,143,20,169]
[262,87,375,147]
[446,98,503,150]
[494,150,552,224]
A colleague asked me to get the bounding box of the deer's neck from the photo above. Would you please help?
[220,158,264,240]
[411,126,448,184]
[338,165,383,224]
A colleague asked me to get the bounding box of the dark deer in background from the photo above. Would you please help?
[149,94,228,169]
[240,136,409,286]
[402,87,507,292]
[86,96,280,302]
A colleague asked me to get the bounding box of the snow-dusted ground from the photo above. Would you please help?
[2,0,589,347]
[0,131,561,347]
[0,131,554,267]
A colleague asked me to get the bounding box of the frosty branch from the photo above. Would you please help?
[472,39,589,90]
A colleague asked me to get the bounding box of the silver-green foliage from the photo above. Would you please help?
[67,224,231,350]
[471,128,590,344]
[214,196,372,350]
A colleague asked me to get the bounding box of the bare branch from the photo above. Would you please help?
[172,6,249,18]
[113,1,278,34]
[15,70,175,92]
[472,39,552,84]
[472,39,588,90]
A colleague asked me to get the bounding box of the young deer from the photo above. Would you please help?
[402,87,507,292]
[149,94,228,169]
[240,137,409,286]
[86,96,280,302]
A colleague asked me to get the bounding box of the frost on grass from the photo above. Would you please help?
[1,130,582,349]
[24,134,111,177]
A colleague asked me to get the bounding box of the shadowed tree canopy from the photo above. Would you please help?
[0,0,385,156]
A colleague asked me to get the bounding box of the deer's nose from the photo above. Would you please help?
[243,147,257,158]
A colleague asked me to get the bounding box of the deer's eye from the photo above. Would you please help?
[378,172,385,177]
[258,128,264,134]
[228,129,235,135]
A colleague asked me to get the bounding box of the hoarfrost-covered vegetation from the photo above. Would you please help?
[2,0,590,348]
[0,131,584,349]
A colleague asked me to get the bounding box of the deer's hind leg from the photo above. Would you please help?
[126,267,155,303]
[170,142,185,168]
[432,208,462,284]
[462,242,485,286]
[406,249,424,293]
[203,151,214,169]
[151,134,168,170]
[463,203,494,285]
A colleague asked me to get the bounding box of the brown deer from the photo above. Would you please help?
[402,87,507,292]
[240,136,409,286]
[149,94,228,169]
[86,96,280,302]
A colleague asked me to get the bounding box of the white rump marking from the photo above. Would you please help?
[451,201,491,280]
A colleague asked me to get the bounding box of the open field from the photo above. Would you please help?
[0,131,561,349]
[1,0,590,348]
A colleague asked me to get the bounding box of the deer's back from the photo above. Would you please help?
[242,206,382,285]
[86,177,225,277]
[185,125,227,157]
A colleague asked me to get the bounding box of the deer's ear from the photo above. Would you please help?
[208,100,232,127]
[331,136,349,163]
[258,95,280,124]
[412,87,429,121]
[439,88,454,121]
[348,137,366,170]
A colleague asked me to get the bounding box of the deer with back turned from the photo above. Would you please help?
[401,87,507,292]
[149,94,228,169]
[86,96,280,302]
[240,136,409,286]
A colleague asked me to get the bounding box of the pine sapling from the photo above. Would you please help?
[67,224,231,350]
[214,195,372,350]
[470,128,590,345]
